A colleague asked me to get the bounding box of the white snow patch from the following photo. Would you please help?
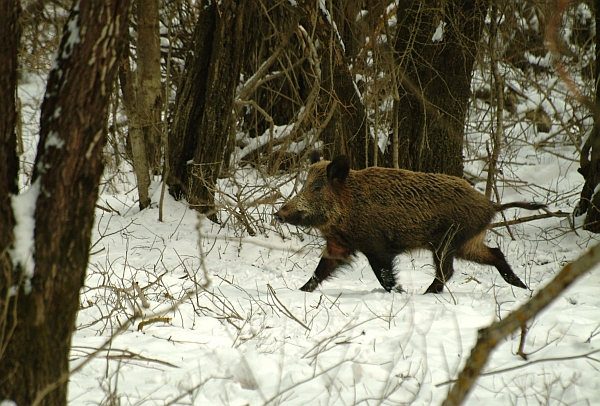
[61,1,82,60]
[370,126,389,153]
[576,2,592,24]
[524,51,553,68]
[318,0,345,52]
[45,130,65,149]
[232,124,295,164]
[9,180,41,295]
[432,21,446,42]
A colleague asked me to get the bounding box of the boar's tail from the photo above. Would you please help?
[495,202,546,212]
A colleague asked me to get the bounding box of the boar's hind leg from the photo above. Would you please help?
[425,249,456,294]
[462,247,528,289]
[457,233,528,290]
[365,254,397,292]
[300,257,346,292]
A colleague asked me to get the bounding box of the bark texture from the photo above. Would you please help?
[393,0,487,176]
[136,0,163,172]
[0,0,21,388]
[576,1,600,231]
[168,0,257,217]
[296,0,376,169]
[0,0,20,252]
[118,0,162,209]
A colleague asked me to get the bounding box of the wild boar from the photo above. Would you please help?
[274,153,545,294]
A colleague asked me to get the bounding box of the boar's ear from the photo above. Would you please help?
[326,155,350,184]
[309,150,322,164]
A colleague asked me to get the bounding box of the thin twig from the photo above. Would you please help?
[267,284,310,331]
[490,211,570,228]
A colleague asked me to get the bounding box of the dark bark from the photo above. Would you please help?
[168,2,216,201]
[168,0,257,217]
[229,1,381,171]
[320,55,374,168]
[0,1,131,404]
[0,0,20,247]
[0,0,20,389]
[239,3,305,134]
[392,0,487,176]
[576,1,600,232]
[236,5,306,171]
[297,0,377,169]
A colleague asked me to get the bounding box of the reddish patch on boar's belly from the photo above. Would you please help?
[324,240,351,261]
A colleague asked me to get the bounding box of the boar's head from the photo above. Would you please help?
[274,154,350,228]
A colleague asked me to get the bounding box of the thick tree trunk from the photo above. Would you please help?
[0,0,20,238]
[297,0,377,169]
[238,3,304,144]
[0,0,20,381]
[576,1,600,231]
[168,2,215,202]
[168,0,257,218]
[393,0,487,176]
[320,57,374,168]
[0,1,131,405]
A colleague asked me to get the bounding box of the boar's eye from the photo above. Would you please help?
[311,182,323,193]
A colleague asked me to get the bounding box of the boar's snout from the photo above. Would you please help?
[274,210,285,223]
[274,204,305,225]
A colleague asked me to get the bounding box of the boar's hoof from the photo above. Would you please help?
[393,285,406,294]
[504,274,528,290]
[300,276,319,292]
[424,279,445,294]
[380,269,397,292]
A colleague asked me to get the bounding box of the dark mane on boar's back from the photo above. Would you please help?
[274,154,545,294]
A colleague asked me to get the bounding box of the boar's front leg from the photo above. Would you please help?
[365,253,398,292]
[300,257,347,292]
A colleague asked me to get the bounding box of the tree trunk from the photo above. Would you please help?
[136,0,163,172]
[120,51,152,209]
[393,0,487,176]
[168,0,257,218]
[0,0,20,232]
[168,2,216,202]
[297,0,377,169]
[576,1,600,232]
[0,0,21,381]
[0,1,131,404]
[119,0,162,210]
[320,57,374,168]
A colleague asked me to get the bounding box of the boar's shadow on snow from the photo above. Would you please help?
[274,153,545,294]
